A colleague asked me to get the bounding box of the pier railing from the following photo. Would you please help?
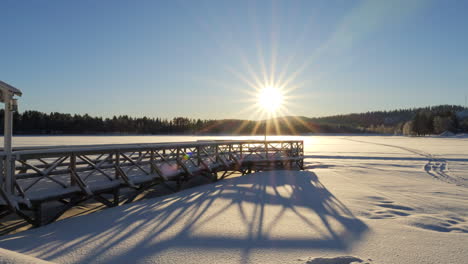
[0,140,303,226]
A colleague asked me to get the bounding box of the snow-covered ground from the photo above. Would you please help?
[1,135,467,264]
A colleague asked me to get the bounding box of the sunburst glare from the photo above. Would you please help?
[257,86,284,113]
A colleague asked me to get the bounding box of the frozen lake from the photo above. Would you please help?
[2,134,468,189]
[1,135,468,264]
[1,135,302,148]
[2,134,468,159]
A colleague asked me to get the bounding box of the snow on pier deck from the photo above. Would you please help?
[0,140,304,226]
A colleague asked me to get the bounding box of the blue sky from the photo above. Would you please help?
[1,0,468,119]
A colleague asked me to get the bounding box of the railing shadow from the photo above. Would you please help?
[0,170,368,264]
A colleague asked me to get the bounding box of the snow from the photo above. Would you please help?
[0,248,53,264]
[439,131,455,137]
[1,135,468,264]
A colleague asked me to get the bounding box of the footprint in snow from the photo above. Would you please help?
[361,196,413,219]
[297,256,375,264]
[376,203,414,211]
[409,215,468,233]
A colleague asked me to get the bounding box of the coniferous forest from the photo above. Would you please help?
[1,105,467,136]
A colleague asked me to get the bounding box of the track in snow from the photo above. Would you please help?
[341,138,465,187]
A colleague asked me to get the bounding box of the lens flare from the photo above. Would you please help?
[257,86,283,113]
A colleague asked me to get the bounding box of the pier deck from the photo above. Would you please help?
[0,140,303,227]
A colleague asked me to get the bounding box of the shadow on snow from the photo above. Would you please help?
[0,170,368,263]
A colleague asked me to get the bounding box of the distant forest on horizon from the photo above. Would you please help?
[1,105,467,136]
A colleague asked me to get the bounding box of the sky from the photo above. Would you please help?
[1,0,468,120]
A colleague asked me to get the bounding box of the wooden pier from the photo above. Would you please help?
[0,140,303,227]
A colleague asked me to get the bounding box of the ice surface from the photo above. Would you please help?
[0,135,467,264]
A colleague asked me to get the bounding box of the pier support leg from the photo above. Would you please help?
[33,203,42,227]
[176,178,182,191]
[113,189,120,207]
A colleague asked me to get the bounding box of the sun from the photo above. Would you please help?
[257,86,284,113]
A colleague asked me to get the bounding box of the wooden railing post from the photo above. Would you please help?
[240,144,243,159]
[215,144,219,163]
[176,147,180,169]
[0,156,4,191]
[150,149,155,174]
[70,154,76,186]
[197,146,201,167]
[7,157,15,195]
[115,151,120,179]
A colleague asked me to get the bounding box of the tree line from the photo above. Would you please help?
[400,106,468,136]
[0,105,466,135]
[0,110,209,134]
[0,110,369,135]
[310,105,468,135]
